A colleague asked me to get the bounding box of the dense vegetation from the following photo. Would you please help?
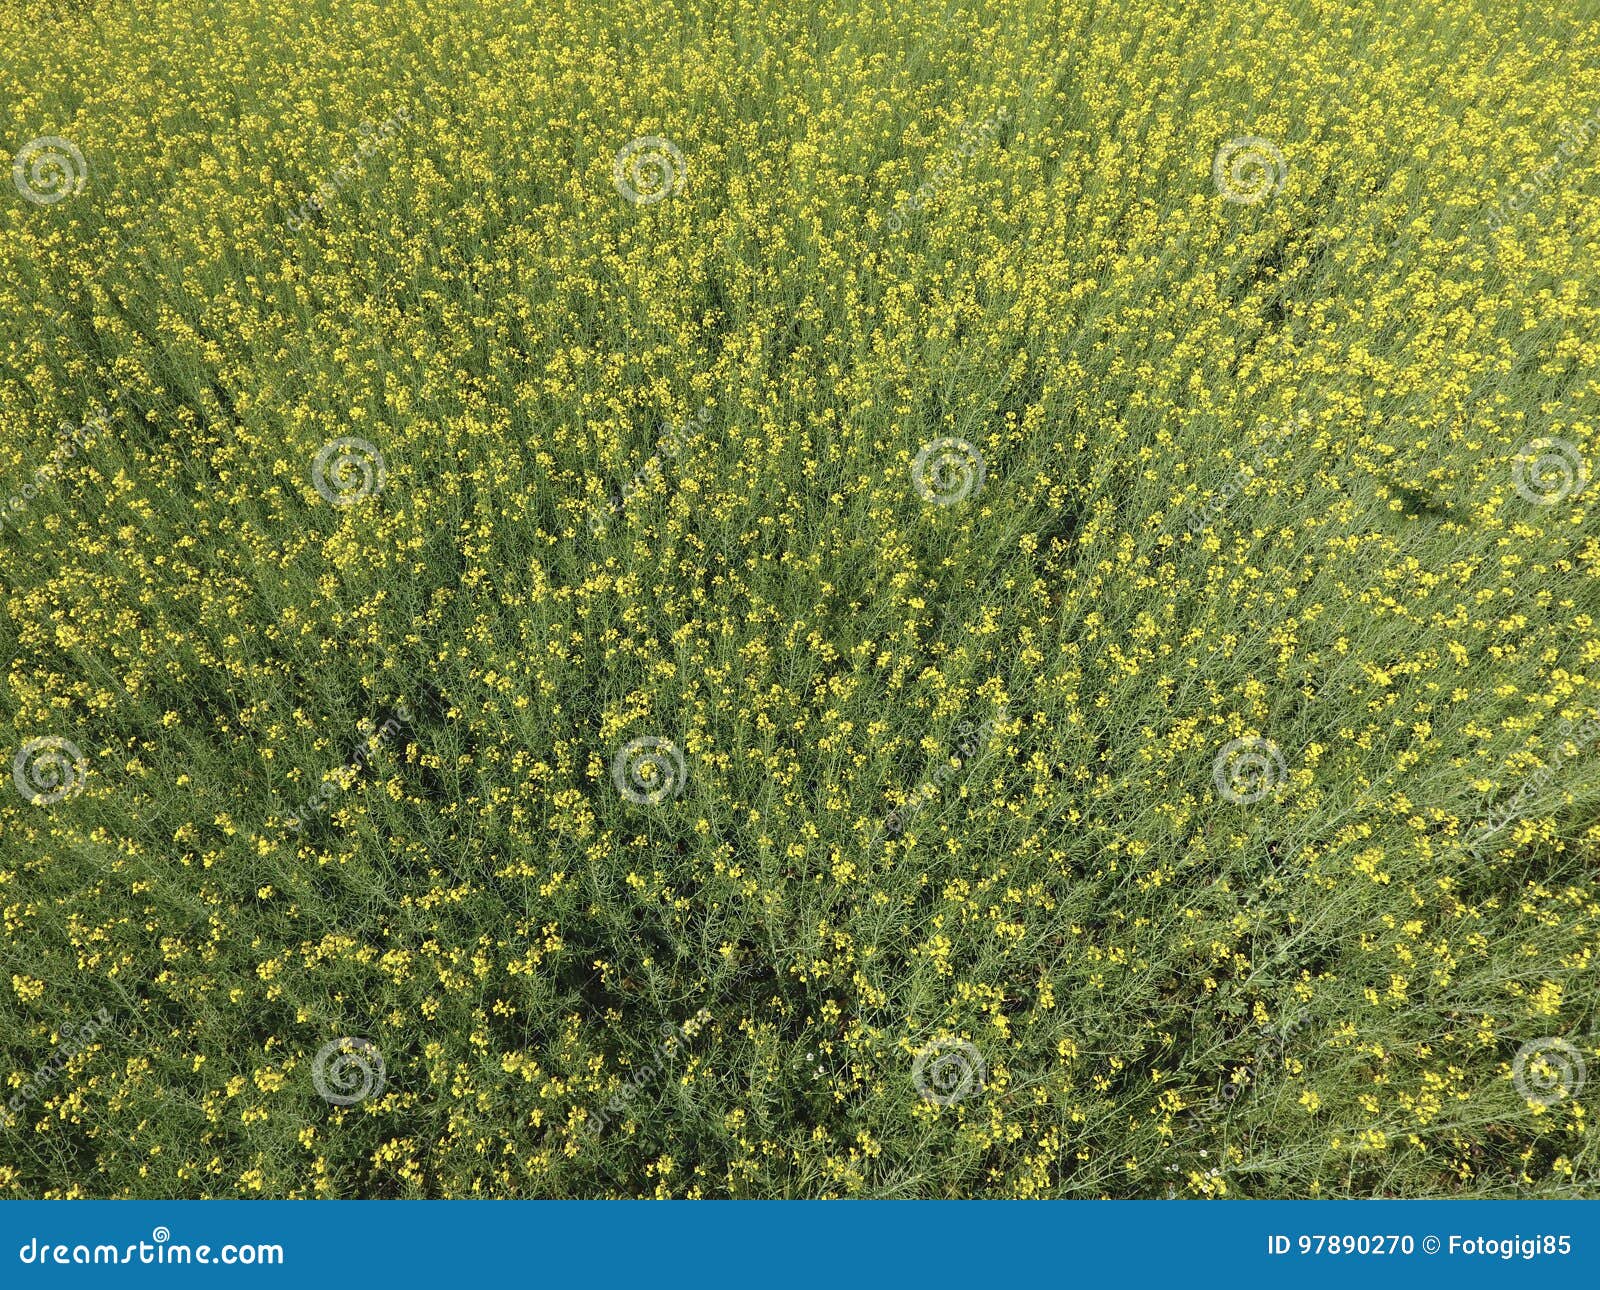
[2,0,1598,1197]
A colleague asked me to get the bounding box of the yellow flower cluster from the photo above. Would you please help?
[0,0,1596,1198]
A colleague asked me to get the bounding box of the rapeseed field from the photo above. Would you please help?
[2,0,1599,1198]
